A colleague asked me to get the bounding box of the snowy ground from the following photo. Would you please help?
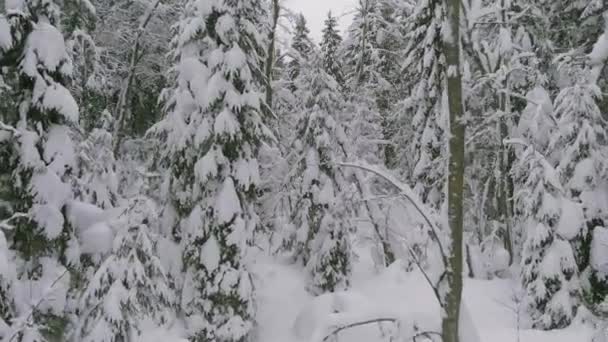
[252,255,595,342]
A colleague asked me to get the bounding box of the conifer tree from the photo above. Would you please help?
[285,56,352,294]
[515,146,580,329]
[548,70,608,309]
[320,11,344,90]
[0,1,81,340]
[155,0,269,340]
[76,197,174,342]
[75,110,118,209]
[288,14,314,91]
[400,0,446,209]
[0,229,16,338]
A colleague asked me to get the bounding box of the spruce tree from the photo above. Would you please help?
[0,2,81,340]
[320,11,344,90]
[0,229,16,338]
[401,0,446,210]
[75,110,118,209]
[515,146,580,329]
[157,0,269,340]
[286,56,352,294]
[548,70,608,310]
[76,197,174,342]
[288,14,314,91]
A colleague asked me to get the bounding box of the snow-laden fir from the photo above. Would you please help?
[2,0,608,341]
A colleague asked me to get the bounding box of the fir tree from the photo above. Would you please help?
[285,56,352,294]
[76,197,174,342]
[75,110,118,209]
[400,0,446,210]
[320,11,344,89]
[0,1,81,340]
[288,13,314,91]
[155,0,269,340]
[548,69,608,310]
[515,146,580,329]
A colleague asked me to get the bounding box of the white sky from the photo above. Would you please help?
[285,0,357,42]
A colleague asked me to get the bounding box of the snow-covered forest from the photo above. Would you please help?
[2,0,608,341]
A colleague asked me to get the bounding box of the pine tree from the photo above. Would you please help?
[515,146,580,329]
[76,197,174,341]
[320,11,344,89]
[156,0,269,340]
[0,2,81,340]
[285,56,352,294]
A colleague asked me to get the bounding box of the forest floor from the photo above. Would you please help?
[253,249,595,342]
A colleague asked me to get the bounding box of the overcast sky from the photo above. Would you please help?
[284,0,357,42]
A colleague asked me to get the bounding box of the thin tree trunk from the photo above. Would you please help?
[113,0,161,154]
[443,0,465,340]
[264,0,280,113]
[497,0,513,266]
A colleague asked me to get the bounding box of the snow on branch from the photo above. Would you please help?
[7,268,70,342]
[338,161,447,267]
[321,317,397,341]
[321,317,441,342]
[0,212,29,231]
[0,121,20,136]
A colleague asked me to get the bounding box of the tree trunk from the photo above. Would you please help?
[264,0,280,113]
[112,0,161,154]
[497,0,513,266]
[443,0,465,340]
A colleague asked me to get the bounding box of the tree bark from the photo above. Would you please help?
[112,0,161,154]
[497,0,513,266]
[443,0,465,341]
[264,0,280,113]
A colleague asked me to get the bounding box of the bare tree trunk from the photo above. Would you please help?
[264,0,280,113]
[497,0,513,266]
[443,0,465,340]
[113,0,161,154]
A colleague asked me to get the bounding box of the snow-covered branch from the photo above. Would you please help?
[0,121,20,136]
[321,317,397,341]
[0,212,29,231]
[7,269,70,342]
[338,161,448,268]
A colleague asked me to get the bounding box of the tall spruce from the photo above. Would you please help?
[320,11,344,90]
[515,146,580,329]
[156,0,269,340]
[548,70,608,310]
[401,0,446,210]
[285,56,352,294]
[0,1,81,340]
[288,14,314,91]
